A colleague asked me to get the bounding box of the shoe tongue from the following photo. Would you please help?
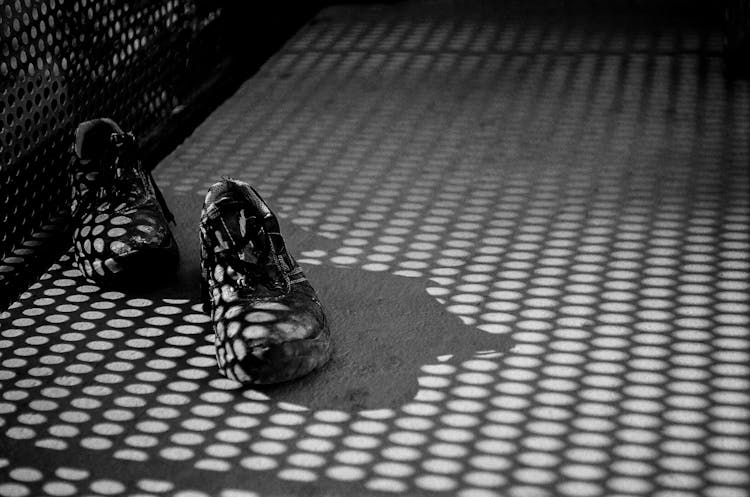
[213,196,266,262]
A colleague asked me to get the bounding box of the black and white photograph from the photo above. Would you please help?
[1,1,749,496]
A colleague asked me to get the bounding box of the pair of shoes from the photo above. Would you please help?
[69,118,332,384]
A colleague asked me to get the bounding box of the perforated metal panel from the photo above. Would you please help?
[0,0,225,301]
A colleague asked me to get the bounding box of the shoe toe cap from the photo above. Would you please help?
[74,205,178,282]
[214,298,331,384]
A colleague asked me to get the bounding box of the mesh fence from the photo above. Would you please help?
[0,0,227,280]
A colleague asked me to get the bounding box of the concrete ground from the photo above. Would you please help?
[1,1,749,496]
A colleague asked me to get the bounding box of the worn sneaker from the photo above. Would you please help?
[200,178,332,384]
[70,118,179,285]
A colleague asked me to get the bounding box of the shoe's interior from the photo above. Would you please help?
[74,118,123,161]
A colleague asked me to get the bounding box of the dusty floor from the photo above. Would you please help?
[1,1,749,496]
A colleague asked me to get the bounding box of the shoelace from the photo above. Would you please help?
[209,216,289,295]
[217,254,282,294]
[106,132,176,224]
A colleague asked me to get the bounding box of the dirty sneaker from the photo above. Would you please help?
[70,118,179,285]
[200,178,332,384]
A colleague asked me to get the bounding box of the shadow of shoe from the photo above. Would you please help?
[254,264,512,411]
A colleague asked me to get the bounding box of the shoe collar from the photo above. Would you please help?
[73,118,126,161]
